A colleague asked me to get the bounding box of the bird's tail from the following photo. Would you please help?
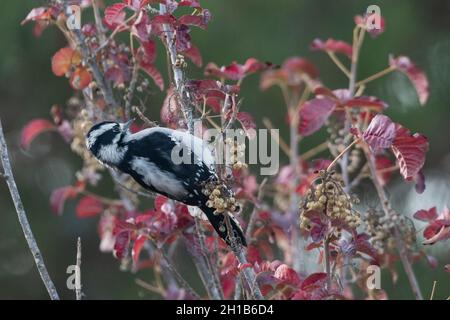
[200,205,247,247]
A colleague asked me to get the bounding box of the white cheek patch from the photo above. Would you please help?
[98,144,128,165]
[131,157,188,199]
[86,123,117,149]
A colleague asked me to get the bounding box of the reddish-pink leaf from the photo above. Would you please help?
[274,264,301,286]
[50,186,78,215]
[206,58,270,81]
[183,45,203,67]
[299,97,336,136]
[140,62,164,90]
[141,40,157,64]
[132,234,147,264]
[311,38,353,58]
[21,7,50,25]
[391,124,428,180]
[104,3,127,29]
[51,47,79,77]
[300,272,327,290]
[124,0,150,11]
[69,67,92,90]
[414,207,438,222]
[114,230,131,259]
[236,112,256,139]
[21,119,56,149]
[362,114,396,153]
[390,55,429,105]
[178,15,207,29]
[76,195,104,218]
[282,57,319,79]
[345,96,387,110]
[423,225,450,245]
[355,13,385,38]
[445,264,450,273]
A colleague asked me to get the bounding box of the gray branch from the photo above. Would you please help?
[0,119,59,300]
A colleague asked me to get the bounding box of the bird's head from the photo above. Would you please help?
[85,120,133,165]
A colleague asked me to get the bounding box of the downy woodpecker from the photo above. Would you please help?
[86,120,246,247]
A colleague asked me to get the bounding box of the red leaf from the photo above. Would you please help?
[183,45,203,67]
[414,207,438,222]
[69,67,92,90]
[282,57,319,79]
[445,264,450,273]
[299,97,336,136]
[124,0,150,11]
[178,15,207,29]
[300,272,327,290]
[50,186,79,215]
[355,13,385,38]
[104,3,127,29]
[76,195,104,218]
[21,119,56,149]
[132,234,147,264]
[274,264,301,286]
[114,230,131,259]
[51,47,79,77]
[140,62,164,90]
[236,112,256,139]
[390,55,429,105]
[345,96,387,110]
[141,40,157,64]
[206,58,271,81]
[21,7,51,25]
[311,38,353,58]
[391,124,428,180]
[362,114,396,153]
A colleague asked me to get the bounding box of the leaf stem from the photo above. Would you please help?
[327,51,351,78]
[327,138,360,172]
[356,65,396,87]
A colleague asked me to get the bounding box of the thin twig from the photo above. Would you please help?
[132,106,158,128]
[75,237,82,300]
[429,281,437,300]
[324,237,332,291]
[0,120,59,300]
[159,4,194,133]
[160,250,201,299]
[245,178,268,242]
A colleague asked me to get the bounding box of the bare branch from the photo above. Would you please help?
[0,119,59,300]
[76,237,82,300]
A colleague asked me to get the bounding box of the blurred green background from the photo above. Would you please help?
[0,0,449,299]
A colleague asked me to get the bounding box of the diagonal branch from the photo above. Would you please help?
[0,119,60,300]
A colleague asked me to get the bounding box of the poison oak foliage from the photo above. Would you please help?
[20,0,448,300]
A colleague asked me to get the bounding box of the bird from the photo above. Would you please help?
[85,120,246,247]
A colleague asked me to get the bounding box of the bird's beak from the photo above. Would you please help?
[121,119,134,131]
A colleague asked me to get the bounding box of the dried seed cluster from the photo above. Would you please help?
[225,138,247,170]
[202,179,239,215]
[299,170,361,231]
[364,208,416,253]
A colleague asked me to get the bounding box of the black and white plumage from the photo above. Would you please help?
[86,121,246,247]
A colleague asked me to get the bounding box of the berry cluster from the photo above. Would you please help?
[225,138,248,170]
[364,208,417,253]
[299,170,361,232]
[202,179,239,215]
